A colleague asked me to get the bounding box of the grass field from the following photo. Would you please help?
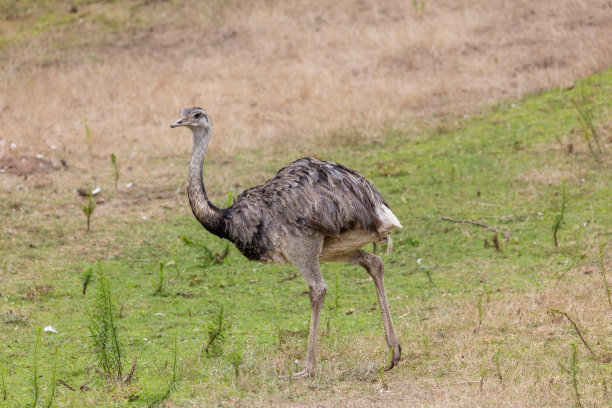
[2,69,612,407]
[2,1,612,407]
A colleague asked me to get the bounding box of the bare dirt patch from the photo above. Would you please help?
[0,154,60,176]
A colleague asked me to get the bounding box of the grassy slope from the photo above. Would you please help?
[1,70,612,406]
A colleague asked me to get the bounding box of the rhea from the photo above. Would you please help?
[171,107,402,376]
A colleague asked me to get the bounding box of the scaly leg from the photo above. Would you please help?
[293,279,327,377]
[348,249,401,370]
[283,236,327,377]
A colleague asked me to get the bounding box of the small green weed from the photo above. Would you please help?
[422,335,430,356]
[551,187,567,249]
[1,356,7,401]
[479,365,487,392]
[201,306,227,358]
[572,96,604,161]
[82,264,94,295]
[110,153,120,190]
[493,347,503,384]
[181,235,229,268]
[227,346,244,378]
[153,261,165,296]
[411,0,425,17]
[570,343,582,407]
[333,266,340,311]
[147,335,179,408]
[89,261,123,380]
[84,117,93,155]
[476,293,484,333]
[80,189,96,232]
[44,347,59,408]
[377,366,388,391]
[30,327,41,408]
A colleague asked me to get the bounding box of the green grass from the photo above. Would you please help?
[1,69,612,406]
[0,0,239,52]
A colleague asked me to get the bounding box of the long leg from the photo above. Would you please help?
[348,249,401,370]
[283,236,327,377]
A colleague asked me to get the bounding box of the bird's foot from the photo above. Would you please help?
[292,369,314,379]
[384,344,402,371]
[280,367,315,380]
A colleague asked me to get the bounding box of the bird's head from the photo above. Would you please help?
[170,107,211,131]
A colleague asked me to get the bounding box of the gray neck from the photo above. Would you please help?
[187,127,227,239]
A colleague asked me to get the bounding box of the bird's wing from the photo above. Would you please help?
[237,157,394,237]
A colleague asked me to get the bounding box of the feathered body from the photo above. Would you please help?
[213,157,398,262]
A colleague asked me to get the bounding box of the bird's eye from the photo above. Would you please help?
[194,112,202,119]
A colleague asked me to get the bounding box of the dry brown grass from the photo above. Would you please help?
[2,0,612,170]
[249,269,611,407]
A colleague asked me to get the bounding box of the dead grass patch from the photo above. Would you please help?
[521,167,583,185]
[25,284,54,301]
[2,0,612,173]
[0,307,32,325]
[0,155,60,176]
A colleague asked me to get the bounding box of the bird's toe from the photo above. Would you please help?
[384,344,402,371]
[292,369,314,379]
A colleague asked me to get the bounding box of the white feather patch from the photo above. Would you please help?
[376,205,403,229]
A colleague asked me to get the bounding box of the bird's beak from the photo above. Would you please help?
[170,119,184,128]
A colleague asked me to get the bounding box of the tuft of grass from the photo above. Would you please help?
[227,346,244,378]
[553,257,576,284]
[110,153,120,190]
[551,187,567,249]
[377,366,388,391]
[493,347,503,384]
[422,334,430,357]
[0,308,31,325]
[80,188,96,232]
[411,0,425,18]
[181,235,215,268]
[598,241,611,311]
[89,261,123,380]
[201,306,227,358]
[214,242,230,264]
[476,293,484,333]
[478,365,487,392]
[181,235,229,268]
[572,96,604,161]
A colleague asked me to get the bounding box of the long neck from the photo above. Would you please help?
[187,127,227,239]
